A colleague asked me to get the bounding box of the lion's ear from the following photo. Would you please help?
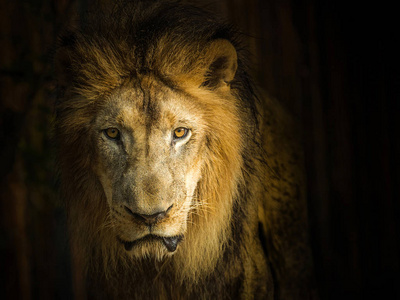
[199,39,238,89]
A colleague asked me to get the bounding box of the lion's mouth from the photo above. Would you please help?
[118,235,183,252]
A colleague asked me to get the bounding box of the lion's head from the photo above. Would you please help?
[55,2,315,298]
[91,58,240,259]
[55,1,259,281]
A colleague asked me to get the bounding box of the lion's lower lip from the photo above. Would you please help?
[162,236,183,252]
[118,235,183,252]
[122,240,136,251]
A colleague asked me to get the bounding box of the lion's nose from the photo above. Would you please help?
[124,204,173,225]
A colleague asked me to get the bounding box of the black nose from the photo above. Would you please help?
[124,205,173,225]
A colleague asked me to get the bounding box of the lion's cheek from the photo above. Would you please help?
[184,160,202,199]
[93,166,114,206]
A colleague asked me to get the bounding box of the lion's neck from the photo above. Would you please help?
[85,224,249,299]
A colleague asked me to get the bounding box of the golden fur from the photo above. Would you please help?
[55,1,315,299]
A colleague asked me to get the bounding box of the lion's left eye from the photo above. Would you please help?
[173,127,189,139]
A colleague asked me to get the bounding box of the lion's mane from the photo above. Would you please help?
[55,1,314,299]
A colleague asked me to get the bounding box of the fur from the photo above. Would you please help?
[55,1,314,299]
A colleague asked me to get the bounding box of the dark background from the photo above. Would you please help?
[0,0,398,299]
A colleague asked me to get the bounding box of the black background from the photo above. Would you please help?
[0,0,398,299]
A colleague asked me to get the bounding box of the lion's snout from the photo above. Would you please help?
[123,204,173,226]
[116,201,185,254]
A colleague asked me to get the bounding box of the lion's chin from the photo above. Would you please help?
[118,234,184,254]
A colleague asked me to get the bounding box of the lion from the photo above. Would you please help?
[55,0,315,299]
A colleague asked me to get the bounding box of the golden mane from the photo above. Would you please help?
[56,1,314,298]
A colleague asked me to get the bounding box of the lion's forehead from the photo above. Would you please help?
[104,81,203,133]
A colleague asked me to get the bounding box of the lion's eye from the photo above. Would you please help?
[173,127,189,139]
[104,128,120,140]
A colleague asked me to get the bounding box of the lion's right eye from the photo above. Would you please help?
[104,128,120,140]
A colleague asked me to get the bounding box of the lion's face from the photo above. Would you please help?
[57,33,241,265]
[92,77,206,258]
